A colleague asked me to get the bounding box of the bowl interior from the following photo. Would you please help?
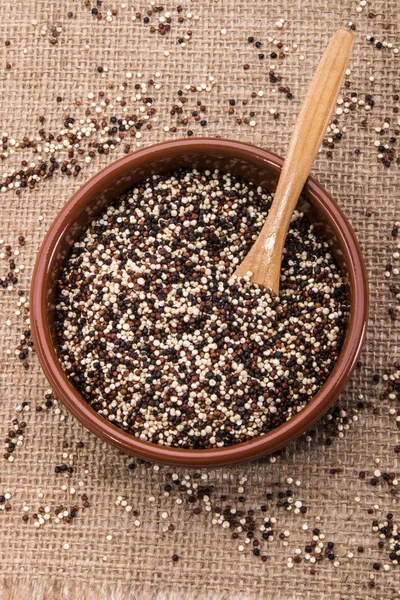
[31,139,368,467]
[46,143,350,340]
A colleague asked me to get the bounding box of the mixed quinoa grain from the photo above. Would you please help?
[56,169,347,448]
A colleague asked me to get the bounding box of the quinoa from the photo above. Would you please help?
[56,169,347,448]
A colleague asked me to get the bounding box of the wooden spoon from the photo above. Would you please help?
[235,28,354,294]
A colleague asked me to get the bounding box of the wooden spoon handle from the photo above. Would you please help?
[235,28,354,293]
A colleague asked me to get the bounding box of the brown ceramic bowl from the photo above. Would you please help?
[30,139,368,467]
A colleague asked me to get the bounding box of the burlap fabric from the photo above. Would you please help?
[0,1,399,598]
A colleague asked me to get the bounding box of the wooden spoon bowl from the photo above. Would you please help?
[30,138,368,467]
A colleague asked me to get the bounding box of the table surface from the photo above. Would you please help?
[0,1,399,598]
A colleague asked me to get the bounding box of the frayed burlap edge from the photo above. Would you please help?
[0,578,248,600]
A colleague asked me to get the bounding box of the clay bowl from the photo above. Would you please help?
[30,139,368,468]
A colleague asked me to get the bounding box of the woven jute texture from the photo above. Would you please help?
[0,1,399,598]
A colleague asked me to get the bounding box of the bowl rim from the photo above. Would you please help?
[30,138,369,467]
